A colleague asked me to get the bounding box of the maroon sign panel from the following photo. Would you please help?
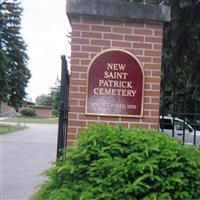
[86,49,144,117]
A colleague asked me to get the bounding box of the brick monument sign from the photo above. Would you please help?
[66,0,170,146]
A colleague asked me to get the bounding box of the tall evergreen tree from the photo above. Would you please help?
[127,0,200,114]
[0,0,31,111]
[162,0,200,114]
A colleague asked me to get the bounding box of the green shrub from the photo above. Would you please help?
[32,124,200,200]
[20,108,36,117]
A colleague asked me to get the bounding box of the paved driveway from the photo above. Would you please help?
[0,123,58,200]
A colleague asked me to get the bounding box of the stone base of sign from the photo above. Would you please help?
[66,0,170,146]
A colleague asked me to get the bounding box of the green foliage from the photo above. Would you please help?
[3,117,58,124]
[127,0,200,114]
[0,124,27,134]
[36,95,53,107]
[20,107,36,117]
[36,78,60,117]
[161,0,200,114]
[32,124,200,200]
[50,78,60,117]
[0,0,31,109]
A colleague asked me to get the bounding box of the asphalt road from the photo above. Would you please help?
[0,123,58,200]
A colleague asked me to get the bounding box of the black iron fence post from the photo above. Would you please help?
[172,64,177,138]
[194,100,198,145]
[161,63,167,132]
[182,83,187,144]
[57,55,70,159]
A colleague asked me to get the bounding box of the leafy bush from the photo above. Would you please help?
[32,124,200,200]
[20,108,36,117]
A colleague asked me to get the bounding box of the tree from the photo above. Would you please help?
[127,0,200,114]
[36,78,61,116]
[35,94,53,106]
[50,78,61,117]
[0,0,31,111]
[161,0,200,114]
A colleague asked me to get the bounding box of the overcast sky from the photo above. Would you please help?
[21,0,71,102]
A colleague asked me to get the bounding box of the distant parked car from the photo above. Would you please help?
[159,116,200,146]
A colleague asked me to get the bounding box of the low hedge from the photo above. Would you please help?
[20,108,36,117]
[32,124,200,200]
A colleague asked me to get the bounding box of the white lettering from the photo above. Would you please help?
[107,63,126,71]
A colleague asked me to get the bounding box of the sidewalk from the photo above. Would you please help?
[0,123,58,200]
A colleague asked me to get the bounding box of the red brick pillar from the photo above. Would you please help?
[66,0,170,146]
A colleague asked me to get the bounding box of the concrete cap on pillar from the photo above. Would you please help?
[66,0,170,23]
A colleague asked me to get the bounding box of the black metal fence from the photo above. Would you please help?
[56,55,200,153]
[160,63,200,146]
[57,55,70,158]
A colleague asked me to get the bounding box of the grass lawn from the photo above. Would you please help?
[2,117,58,124]
[0,124,27,135]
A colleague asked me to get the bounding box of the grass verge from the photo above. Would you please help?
[0,124,27,135]
[2,117,58,124]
